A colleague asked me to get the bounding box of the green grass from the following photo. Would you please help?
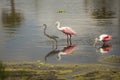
[0,61,120,80]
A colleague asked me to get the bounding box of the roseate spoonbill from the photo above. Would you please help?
[96,43,112,54]
[94,34,112,46]
[57,44,77,60]
[55,21,77,45]
[43,24,59,49]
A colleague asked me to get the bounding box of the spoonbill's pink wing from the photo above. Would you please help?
[61,27,77,35]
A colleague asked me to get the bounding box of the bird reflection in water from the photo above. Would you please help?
[45,37,77,62]
[43,23,77,62]
[45,42,77,62]
[95,43,112,54]
[42,24,59,49]
[45,48,60,62]
[57,44,77,61]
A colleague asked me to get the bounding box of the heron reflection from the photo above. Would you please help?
[42,24,59,49]
[45,48,60,62]
[45,42,77,62]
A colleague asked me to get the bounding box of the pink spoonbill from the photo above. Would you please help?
[55,21,77,45]
[94,34,112,46]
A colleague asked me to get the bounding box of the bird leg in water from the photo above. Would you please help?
[67,34,69,45]
[66,34,72,46]
[70,35,72,45]
[51,39,58,49]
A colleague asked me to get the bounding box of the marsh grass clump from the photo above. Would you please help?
[99,55,120,63]
[0,61,7,80]
[56,10,67,13]
[3,61,120,80]
[73,70,120,80]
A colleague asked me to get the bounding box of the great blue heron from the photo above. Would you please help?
[43,24,59,49]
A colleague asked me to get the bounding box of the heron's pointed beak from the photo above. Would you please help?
[93,38,99,47]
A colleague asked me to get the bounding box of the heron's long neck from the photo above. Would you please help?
[56,22,61,30]
[44,26,51,39]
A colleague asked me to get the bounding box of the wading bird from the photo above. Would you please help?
[43,24,59,49]
[55,21,77,45]
[94,34,112,46]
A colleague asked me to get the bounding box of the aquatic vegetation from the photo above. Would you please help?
[0,61,7,80]
[91,7,115,19]
[56,10,67,13]
[36,60,45,68]
[73,70,120,80]
[99,55,120,63]
[1,61,119,80]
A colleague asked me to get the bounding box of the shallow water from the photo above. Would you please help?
[0,0,120,64]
